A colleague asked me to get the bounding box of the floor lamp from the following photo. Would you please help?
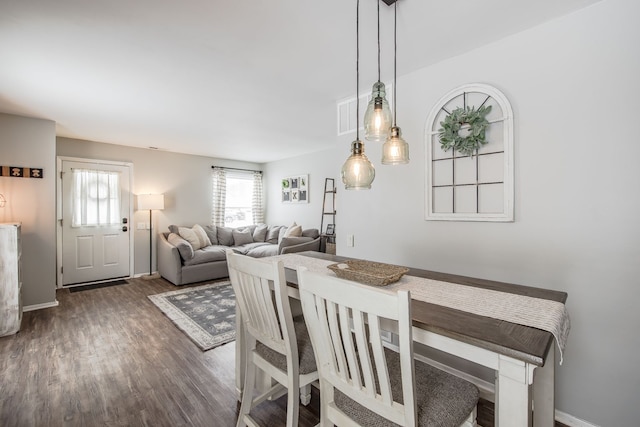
[138,194,164,280]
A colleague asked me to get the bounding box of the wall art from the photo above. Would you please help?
[281,174,308,203]
[1,166,44,178]
[425,83,514,222]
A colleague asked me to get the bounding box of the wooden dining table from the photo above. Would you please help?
[234,251,568,427]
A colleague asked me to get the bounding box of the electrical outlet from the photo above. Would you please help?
[137,222,146,230]
[347,234,354,247]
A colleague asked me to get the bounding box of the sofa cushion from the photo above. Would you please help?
[245,243,279,258]
[284,222,302,237]
[216,226,234,246]
[265,225,284,244]
[204,225,219,246]
[253,224,268,242]
[183,245,228,266]
[232,228,254,246]
[168,233,194,260]
[178,226,203,250]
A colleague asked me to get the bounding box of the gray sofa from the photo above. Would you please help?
[157,223,321,285]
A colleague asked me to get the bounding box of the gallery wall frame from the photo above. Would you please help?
[425,83,514,222]
[281,174,309,204]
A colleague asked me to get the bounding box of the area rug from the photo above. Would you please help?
[148,281,236,351]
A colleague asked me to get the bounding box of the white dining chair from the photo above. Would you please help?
[297,267,479,427]
[226,250,318,427]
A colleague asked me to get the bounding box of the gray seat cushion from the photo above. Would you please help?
[334,348,479,427]
[245,243,279,258]
[254,316,317,375]
[183,245,227,266]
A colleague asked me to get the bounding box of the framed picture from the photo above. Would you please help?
[325,224,335,235]
[282,174,309,204]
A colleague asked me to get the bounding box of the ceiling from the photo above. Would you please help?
[0,0,600,163]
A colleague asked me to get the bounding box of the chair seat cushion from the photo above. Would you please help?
[335,348,479,427]
[255,316,317,375]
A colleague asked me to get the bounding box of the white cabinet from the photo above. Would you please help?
[0,223,22,337]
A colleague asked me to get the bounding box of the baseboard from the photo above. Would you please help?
[23,300,59,312]
[555,410,601,427]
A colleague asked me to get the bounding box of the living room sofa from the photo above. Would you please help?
[157,223,321,285]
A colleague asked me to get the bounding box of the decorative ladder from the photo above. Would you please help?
[320,178,336,253]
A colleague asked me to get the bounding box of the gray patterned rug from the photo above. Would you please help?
[148,281,236,351]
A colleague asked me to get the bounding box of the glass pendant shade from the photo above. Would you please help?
[364,81,392,141]
[382,126,410,165]
[341,140,375,190]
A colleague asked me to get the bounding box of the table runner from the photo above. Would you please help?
[270,254,570,364]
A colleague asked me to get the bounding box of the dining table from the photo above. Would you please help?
[234,251,569,427]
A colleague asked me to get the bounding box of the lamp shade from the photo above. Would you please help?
[341,140,375,190]
[381,126,410,165]
[138,194,164,210]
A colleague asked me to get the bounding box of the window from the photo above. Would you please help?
[212,168,263,227]
[71,168,121,227]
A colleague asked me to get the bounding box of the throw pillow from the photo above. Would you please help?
[168,233,195,260]
[168,224,179,234]
[204,225,219,245]
[265,225,284,244]
[193,224,212,247]
[232,229,254,246]
[178,226,202,250]
[253,224,268,242]
[284,222,302,237]
[216,226,234,246]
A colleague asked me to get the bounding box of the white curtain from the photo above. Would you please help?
[71,169,121,227]
[211,167,227,227]
[252,171,264,224]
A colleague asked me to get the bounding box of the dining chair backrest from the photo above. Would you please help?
[297,267,417,426]
[227,250,298,372]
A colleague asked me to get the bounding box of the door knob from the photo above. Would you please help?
[122,226,128,232]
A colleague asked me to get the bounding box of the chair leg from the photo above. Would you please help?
[460,407,477,427]
[286,373,300,427]
[300,384,311,406]
[237,352,258,427]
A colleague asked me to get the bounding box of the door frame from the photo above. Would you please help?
[56,156,135,288]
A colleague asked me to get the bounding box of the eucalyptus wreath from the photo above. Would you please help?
[438,105,492,156]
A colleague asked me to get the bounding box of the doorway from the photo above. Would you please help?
[57,157,133,287]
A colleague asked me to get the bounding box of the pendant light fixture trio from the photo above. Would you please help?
[342,0,408,191]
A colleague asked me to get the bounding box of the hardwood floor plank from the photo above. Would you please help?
[0,277,566,426]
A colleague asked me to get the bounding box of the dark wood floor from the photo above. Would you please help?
[0,277,564,426]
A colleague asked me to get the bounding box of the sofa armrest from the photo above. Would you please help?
[279,237,321,255]
[157,232,183,285]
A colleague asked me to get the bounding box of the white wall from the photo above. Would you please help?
[57,137,261,276]
[0,113,57,308]
[264,148,342,232]
[266,0,640,425]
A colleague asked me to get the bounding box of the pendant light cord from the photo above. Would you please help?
[377,0,381,82]
[393,0,397,126]
[356,0,360,140]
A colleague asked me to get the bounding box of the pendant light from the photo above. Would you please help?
[342,0,375,190]
[364,0,393,142]
[382,0,409,165]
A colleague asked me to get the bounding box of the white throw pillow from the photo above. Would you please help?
[178,226,202,250]
[193,224,212,247]
[284,222,302,237]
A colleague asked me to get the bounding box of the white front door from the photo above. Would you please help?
[61,159,132,286]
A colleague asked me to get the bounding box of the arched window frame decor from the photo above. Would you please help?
[425,83,514,222]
